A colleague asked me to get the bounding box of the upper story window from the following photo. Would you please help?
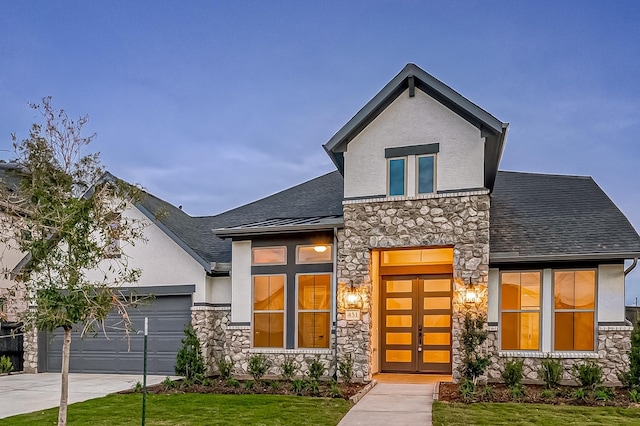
[553,270,595,351]
[252,246,286,265]
[385,143,439,198]
[388,157,406,196]
[417,155,435,194]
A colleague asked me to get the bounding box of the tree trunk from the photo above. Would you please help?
[58,326,71,426]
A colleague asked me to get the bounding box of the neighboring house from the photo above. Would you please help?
[5,64,640,382]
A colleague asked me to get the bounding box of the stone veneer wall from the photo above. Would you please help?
[23,328,38,373]
[486,326,632,384]
[338,192,491,381]
[192,307,337,379]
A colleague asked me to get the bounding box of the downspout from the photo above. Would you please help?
[624,258,638,276]
[332,227,339,380]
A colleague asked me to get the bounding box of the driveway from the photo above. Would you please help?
[0,373,169,419]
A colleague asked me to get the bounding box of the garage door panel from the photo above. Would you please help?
[43,294,192,375]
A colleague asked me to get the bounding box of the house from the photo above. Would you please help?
[6,64,640,382]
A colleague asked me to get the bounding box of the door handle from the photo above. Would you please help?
[418,325,423,351]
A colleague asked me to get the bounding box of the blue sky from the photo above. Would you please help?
[2,1,640,301]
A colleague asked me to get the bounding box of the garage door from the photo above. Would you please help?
[40,286,193,375]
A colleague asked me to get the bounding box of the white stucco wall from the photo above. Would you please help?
[343,88,484,198]
[598,263,625,323]
[231,240,252,323]
[209,276,231,304]
[487,268,500,323]
[86,206,207,297]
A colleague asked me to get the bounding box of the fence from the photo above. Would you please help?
[0,322,23,372]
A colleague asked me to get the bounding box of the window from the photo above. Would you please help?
[417,155,435,194]
[296,245,332,264]
[501,271,540,350]
[388,157,406,196]
[554,270,595,351]
[252,246,286,265]
[297,274,331,348]
[253,275,285,348]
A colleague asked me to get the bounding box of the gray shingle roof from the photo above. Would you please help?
[140,171,344,264]
[142,169,640,268]
[490,171,640,262]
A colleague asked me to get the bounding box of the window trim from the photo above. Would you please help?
[295,272,332,349]
[499,270,542,351]
[295,244,333,265]
[551,268,597,352]
[251,273,287,349]
[387,156,407,197]
[415,154,437,195]
[251,246,287,266]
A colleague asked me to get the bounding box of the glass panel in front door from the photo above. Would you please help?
[419,276,452,373]
[381,278,415,372]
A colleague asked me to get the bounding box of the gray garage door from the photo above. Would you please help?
[40,287,193,375]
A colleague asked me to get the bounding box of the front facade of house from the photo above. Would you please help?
[6,64,640,382]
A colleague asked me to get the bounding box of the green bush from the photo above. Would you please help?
[509,384,525,399]
[572,387,587,400]
[304,378,320,395]
[292,379,305,394]
[338,353,354,383]
[573,360,603,390]
[216,358,233,380]
[538,356,563,389]
[247,354,268,381]
[461,312,489,384]
[175,324,205,382]
[307,357,326,382]
[269,380,280,391]
[280,357,297,381]
[460,379,476,402]
[243,380,254,391]
[226,378,240,388]
[541,388,555,399]
[0,356,14,374]
[501,359,524,388]
[618,320,640,388]
[329,380,343,398]
[629,388,640,403]
[595,387,614,401]
[161,376,176,390]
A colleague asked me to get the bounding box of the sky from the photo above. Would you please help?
[2,1,640,301]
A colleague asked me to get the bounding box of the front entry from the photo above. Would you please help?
[380,275,452,373]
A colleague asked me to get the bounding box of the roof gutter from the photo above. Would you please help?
[491,251,640,264]
[625,258,638,276]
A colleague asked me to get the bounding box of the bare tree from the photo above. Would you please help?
[0,97,147,426]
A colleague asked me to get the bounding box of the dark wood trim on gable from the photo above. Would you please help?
[385,143,439,158]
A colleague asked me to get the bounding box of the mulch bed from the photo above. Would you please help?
[120,378,366,400]
[438,382,640,407]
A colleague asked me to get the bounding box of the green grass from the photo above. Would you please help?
[0,393,352,426]
[433,401,640,425]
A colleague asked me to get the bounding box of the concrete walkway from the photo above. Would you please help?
[0,373,168,419]
[339,375,446,426]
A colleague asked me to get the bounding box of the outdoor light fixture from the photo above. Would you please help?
[313,245,328,253]
[464,278,477,304]
[345,284,363,309]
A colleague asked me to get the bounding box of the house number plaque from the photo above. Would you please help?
[345,309,361,321]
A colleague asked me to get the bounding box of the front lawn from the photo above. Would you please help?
[0,393,352,426]
[433,401,640,425]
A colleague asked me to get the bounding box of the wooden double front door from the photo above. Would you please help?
[381,275,452,374]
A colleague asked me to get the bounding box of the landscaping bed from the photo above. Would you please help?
[121,377,367,400]
[438,382,638,407]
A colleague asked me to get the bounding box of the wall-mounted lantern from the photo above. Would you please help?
[464,279,477,304]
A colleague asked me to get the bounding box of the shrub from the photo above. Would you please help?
[538,356,563,389]
[629,388,640,403]
[572,388,587,400]
[269,380,280,391]
[243,380,254,391]
[280,357,297,381]
[460,379,476,402]
[481,385,493,400]
[573,360,603,390]
[501,359,524,388]
[307,357,326,382]
[304,378,320,395]
[161,376,176,390]
[541,389,555,399]
[0,356,13,374]
[227,378,240,388]
[132,381,143,392]
[329,380,343,398]
[292,379,305,394]
[618,320,640,388]
[595,387,614,401]
[175,324,205,383]
[248,354,268,381]
[216,358,233,380]
[461,312,489,384]
[509,384,525,399]
[338,353,354,383]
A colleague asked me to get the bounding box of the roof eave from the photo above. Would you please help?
[490,251,640,264]
[214,222,344,239]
